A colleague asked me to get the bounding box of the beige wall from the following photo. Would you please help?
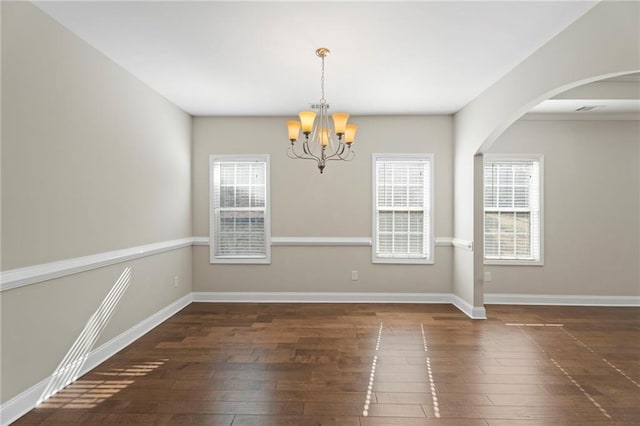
[485,119,640,296]
[1,2,192,269]
[192,116,454,293]
[1,2,192,403]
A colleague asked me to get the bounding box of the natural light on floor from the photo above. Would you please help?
[38,360,167,409]
[38,267,133,405]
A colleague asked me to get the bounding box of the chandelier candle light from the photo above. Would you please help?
[286,47,358,173]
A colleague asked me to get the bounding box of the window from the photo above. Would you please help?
[210,155,270,264]
[373,154,434,264]
[483,154,543,264]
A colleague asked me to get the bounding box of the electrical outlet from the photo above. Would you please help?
[484,271,492,282]
[174,276,179,287]
[351,270,358,281]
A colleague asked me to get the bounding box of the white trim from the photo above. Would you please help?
[2,236,458,292]
[197,236,454,247]
[484,259,544,266]
[0,294,192,426]
[451,294,487,319]
[371,257,434,265]
[434,237,453,247]
[192,291,487,320]
[209,154,271,265]
[192,237,210,246]
[485,293,640,307]
[0,238,195,292]
[271,237,372,246]
[482,154,544,264]
[452,238,473,251]
[371,153,436,265]
[193,291,453,304]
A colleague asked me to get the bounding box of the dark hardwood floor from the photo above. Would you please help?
[14,303,640,425]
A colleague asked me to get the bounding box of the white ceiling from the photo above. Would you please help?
[35,1,599,116]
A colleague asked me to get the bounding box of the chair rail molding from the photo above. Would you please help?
[197,236,455,247]
[1,236,458,292]
[1,238,196,292]
[451,238,473,251]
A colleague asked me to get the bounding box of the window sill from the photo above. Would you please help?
[373,258,434,265]
[484,259,544,266]
[210,257,271,265]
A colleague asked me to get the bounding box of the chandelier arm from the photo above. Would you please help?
[324,151,341,161]
[289,139,326,170]
[343,145,355,161]
[296,155,324,164]
[287,144,305,159]
[289,145,324,166]
[324,142,346,160]
[289,145,323,165]
[302,139,321,162]
[343,148,356,161]
[327,154,355,162]
[289,141,311,159]
[327,145,355,162]
[303,155,324,171]
[302,140,311,156]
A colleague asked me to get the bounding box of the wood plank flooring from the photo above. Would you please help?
[13,303,640,425]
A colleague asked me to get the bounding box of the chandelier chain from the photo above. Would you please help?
[320,55,326,103]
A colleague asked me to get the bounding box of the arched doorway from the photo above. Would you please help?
[480,73,640,306]
[452,0,639,318]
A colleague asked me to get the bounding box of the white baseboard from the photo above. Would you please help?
[0,293,192,426]
[450,294,487,319]
[485,293,640,307]
[192,291,453,304]
[191,291,488,319]
[85,293,192,371]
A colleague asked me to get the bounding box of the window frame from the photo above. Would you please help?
[483,153,544,266]
[209,154,271,264]
[372,153,435,265]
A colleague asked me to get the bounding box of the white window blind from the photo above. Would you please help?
[373,154,434,264]
[483,155,542,263]
[210,155,270,264]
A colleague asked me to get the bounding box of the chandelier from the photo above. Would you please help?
[286,48,358,174]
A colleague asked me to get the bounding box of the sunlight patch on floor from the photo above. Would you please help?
[421,323,440,418]
[38,267,133,404]
[38,359,167,409]
[362,322,383,417]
